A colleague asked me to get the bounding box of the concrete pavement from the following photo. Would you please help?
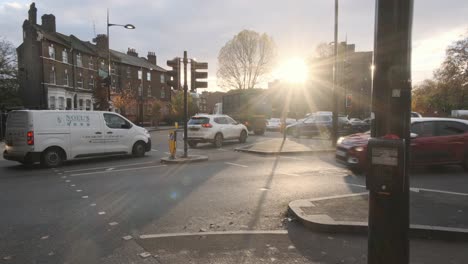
[235,137,334,155]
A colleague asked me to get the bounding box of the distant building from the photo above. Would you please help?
[17,3,171,123]
[309,42,372,118]
[199,91,225,114]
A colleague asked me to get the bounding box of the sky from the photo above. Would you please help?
[1,0,467,92]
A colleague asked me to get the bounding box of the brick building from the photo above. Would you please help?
[17,3,171,123]
[199,91,225,114]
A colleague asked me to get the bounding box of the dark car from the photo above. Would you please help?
[286,114,350,139]
[336,117,468,172]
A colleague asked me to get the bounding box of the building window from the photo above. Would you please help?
[48,44,55,59]
[76,53,82,67]
[77,72,83,88]
[64,69,69,86]
[62,49,68,63]
[147,72,151,81]
[111,79,116,91]
[58,97,65,110]
[49,66,56,84]
[160,88,165,99]
[89,57,94,70]
[111,63,116,74]
[138,84,143,97]
[89,75,94,90]
[49,96,56,109]
[138,70,142,80]
[86,99,91,111]
[147,85,152,97]
[79,99,84,110]
[160,74,165,84]
[127,67,131,78]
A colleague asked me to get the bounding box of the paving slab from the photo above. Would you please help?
[160,155,208,164]
[289,191,468,241]
[235,138,335,155]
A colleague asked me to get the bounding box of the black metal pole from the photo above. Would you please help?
[332,0,339,146]
[368,0,413,263]
[183,51,188,158]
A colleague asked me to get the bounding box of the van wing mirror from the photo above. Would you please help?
[121,123,132,129]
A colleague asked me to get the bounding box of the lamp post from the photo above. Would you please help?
[107,8,135,110]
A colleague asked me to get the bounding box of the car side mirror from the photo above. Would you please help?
[410,133,418,139]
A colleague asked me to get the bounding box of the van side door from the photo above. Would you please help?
[69,113,106,158]
[102,113,132,154]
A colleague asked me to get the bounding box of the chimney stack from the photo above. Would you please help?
[93,34,108,51]
[41,14,56,33]
[147,52,157,65]
[127,48,138,57]
[28,3,37,24]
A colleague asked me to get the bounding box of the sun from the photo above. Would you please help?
[273,57,309,84]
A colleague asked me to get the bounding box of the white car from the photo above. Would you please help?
[187,114,249,148]
[3,110,151,167]
[266,118,281,131]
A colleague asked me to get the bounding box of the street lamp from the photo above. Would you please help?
[107,8,135,110]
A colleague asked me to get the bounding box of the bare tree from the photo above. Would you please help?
[217,30,277,90]
[0,37,21,108]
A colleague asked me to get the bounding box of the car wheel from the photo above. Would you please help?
[132,141,146,157]
[239,130,247,143]
[41,147,63,168]
[188,141,198,148]
[213,133,223,148]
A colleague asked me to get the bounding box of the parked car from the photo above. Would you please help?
[187,114,249,148]
[411,112,423,118]
[3,110,151,167]
[348,118,370,134]
[286,114,350,138]
[336,117,468,172]
[266,118,281,131]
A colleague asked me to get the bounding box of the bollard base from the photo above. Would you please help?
[160,155,208,164]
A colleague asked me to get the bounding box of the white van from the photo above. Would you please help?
[3,110,151,167]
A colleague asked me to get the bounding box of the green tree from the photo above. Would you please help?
[170,92,199,122]
[0,38,22,108]
[217,30,277,90]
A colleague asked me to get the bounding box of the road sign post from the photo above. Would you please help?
[367,0,413,263]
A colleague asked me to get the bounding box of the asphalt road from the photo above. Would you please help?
[0,131,467,263]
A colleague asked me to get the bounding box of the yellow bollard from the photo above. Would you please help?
[168,130,177,159]
[175,122,179,129]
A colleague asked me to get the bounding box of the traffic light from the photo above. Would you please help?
[346,94,352,108]
[190,60,208,92]
[166,58,180,90]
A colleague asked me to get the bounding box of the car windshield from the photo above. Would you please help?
[2,1,468,264]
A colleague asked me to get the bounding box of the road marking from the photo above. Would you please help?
[57,172,63,175]
[109,222,118,226]
[82,196,89,199]
[70,165,167,177]
[90,203,97,207]
[280,156,304,161]
[40,235,49,240]
[64,161,155,173]
[151,149,159,152]
[139,252,151,259]
[98,211,106,215]
[122,235,133,241]
[225,162,248,168]
[70,184,76,187]
[65,180,71,183]
[280,172,301,177]
[140,230,288,239]
[106,168,114,171]
[76,190,82,192]
[411,187,468,196]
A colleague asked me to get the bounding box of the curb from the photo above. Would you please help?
[288,193,468,241]
[235,147,336,156]
[160,155,208,164]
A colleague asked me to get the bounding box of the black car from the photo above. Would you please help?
[286,114,351,138]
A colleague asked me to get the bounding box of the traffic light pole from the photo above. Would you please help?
[331,0,339,147]
[183,51,188,158]
[368,1,413,263]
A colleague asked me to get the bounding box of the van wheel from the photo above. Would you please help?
[213,133,223,148]
[41,148,63,168]
[132,142,146,157]
[239,130,247,143]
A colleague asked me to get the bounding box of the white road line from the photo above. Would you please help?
[70,165,167,177]
[140,230,288,239]
[90,203,97,207]
[122,235,133,240]
[151,149,159,152]
[280,156,304,161]
[109,222,118,226]
[64,161,155,173]
[98,211,106,215]
[82,196,89,199]
[76,190,82,192]
[280,172,302,177]
[65,180,71,183]
[106,168,114,171]
[413,187,468,196]
[70,184,76,187]
[225,162,248,168]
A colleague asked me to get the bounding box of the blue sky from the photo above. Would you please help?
[1,0,467,91]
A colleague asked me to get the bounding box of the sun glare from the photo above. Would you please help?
[274,57,309,84]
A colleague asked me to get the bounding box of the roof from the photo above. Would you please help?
[110,50,166,72]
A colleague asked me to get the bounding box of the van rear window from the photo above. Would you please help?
[188,117,210,125]
[6,111,29,127]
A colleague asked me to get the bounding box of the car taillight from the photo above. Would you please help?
[202,123,212,128]
[27,131,34,145]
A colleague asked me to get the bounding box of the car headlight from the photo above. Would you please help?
[337,137,344,144]
[353,146,364,152]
